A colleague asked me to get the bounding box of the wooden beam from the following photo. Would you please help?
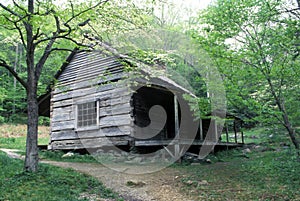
[199,117,203,140]
[163,146,175,158]
[214,119,218,141]
[134,139,243,146]
[174,95,180,159]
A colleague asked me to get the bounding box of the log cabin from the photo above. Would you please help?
[38,50,244,156]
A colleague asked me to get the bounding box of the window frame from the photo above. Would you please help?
[75,100,100,131]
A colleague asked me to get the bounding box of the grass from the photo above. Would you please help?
[1,124,300,200]
[174,145,300,200]
[0,124,123,200]
[0,124,104,163]
[0,151,123,201]
[242,127,294,147]
[220,127,288,145]
[0,124,49,150]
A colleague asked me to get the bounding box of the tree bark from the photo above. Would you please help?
[24,86,39,172]
[24,39,39,171]
[266,76,300,156]
[24,0,39,172]
[281,104,300,157]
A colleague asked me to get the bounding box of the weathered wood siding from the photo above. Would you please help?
[50,52,133,150]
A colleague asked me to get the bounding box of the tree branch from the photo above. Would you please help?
[70,1,75,17]
[0,3,22,18]
[0,23,16,31]
[14,21,27,49]
[12,0,27,13]
[50,48,74,53]
[64,0,109,25]
[34,14,70,46]
[296,0,300,9]
[35,37,57,81]
[0,59,28,90]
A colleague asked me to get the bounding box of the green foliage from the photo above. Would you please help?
[38,117,50,126]
[0,151,122,201]
[0,47,26,122]
[193,0,300,143]
[0,0,152,124]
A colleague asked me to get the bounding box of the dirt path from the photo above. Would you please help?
[43,161,191,201]
[1,149,192,201]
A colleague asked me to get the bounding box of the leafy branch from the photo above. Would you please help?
[0,59,28,89]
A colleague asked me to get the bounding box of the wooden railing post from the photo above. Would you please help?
[233,120,238,143]
[225,122,229,143]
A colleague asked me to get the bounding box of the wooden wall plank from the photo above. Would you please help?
[58,66,124,84]
[100,103,131,117]
[51,112,74,122]
[53,83,130,102]
[52,85,131,109]
[51,130,77,141]
[99,114,132,128]
[54,73,126,94]
[52,120,75,131]
[51,136,130,150]
[61,54,117,72]
[51,125,133,141]
[59,62,123,80]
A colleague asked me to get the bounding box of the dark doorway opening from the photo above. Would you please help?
[132,86,180,141]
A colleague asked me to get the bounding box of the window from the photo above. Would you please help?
[77,101,99,128]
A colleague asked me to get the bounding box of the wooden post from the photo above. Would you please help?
[241,121,244,144]
[233,120,238,143]
[174,95,180,159]
[199,117,203,141]
[225,122,229,143]
[214,119,218,142]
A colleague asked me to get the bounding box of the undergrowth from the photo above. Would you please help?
[0,151,122,201]
[39,150,97,163]
[175,148,300,200]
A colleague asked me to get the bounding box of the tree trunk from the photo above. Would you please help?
[282,107,300,157]
[266,77,300,156]
[24,88,39,172]
[24,0,39,172]
[24,50,39,171]
[24,49,38,172]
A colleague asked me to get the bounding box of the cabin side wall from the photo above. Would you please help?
[49,52,134,150]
